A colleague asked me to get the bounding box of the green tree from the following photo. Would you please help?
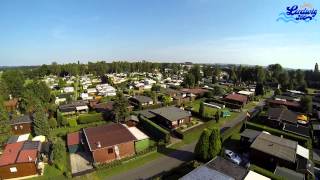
[48,117,57,128]
[230,66,237,83]
[56,110,63,126]
[183,73,195,88]
[191,65,201,86]
[300,96,312,113]
[274,88,282,96]
[52,138,67,171]
[255,83,265,96]
[1,70,25,98]
[215,111,220,122]
[208,127,222,159]
[0,96,12,146]
[195,128,211,161]
[114,92,130,123]
[33,103,50,137]
[199,102,205,118]
[315,63,319,73]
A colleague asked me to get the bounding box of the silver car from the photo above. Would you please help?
[225,149,242,165]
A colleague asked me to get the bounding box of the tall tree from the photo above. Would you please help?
[0,95,12,146]
[195,128,211,161]
[183,73,195,88]
[230,66,237,83]
[33,102,50,137]
[255,83,265,96]
[199,102,205,118]
[208,127,222,159]
[190,65,201,86]
[315,63,319,73]
[113,92,130,123]
[300,96,312,113]
[1,70,25,98]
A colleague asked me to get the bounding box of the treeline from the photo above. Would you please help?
[11,61,185,79]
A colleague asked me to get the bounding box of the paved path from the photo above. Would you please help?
[107,100,267,180]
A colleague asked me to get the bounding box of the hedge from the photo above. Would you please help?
[246,122,309,144]
[221,121,243,142]
[68,118,78,127]
[138,115,170,143]
[78,113,104,124]
[249,164,285,180]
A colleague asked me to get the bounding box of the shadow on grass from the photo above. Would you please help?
[157,146,195,162]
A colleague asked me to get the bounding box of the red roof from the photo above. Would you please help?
[83,123,136,151]
[67,132,81,146]
[16,149,37,163]
[0,142,24,166]
[225,93,248,103]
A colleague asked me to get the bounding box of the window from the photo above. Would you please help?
[10,167,17,173]
[108,148,113,154]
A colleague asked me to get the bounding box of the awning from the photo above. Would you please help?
[296,144,309,159]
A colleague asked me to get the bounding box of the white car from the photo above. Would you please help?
[225,149,242,165]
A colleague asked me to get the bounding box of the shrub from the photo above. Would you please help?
[48,118,58,128]
[138,115,170,143]
[250,164,285,180]
[68,118,77,127]
[78,113,104,124]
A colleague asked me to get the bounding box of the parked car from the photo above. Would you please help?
[225,149,242,165]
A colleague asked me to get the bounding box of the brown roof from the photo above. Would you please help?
[95,102,114,111]
[67,132,81,146]
[225,93,248,103]
[181,88,209,95]
[268,99,300,108]
[4,98,18,107]
[16,149,37,163]
[83,123,136,151]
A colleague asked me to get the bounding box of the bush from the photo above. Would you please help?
[78,113,104,124]
[68,118,78,127]
[138,115,170,143]
[52,138,67,172]
[48,118,58,128]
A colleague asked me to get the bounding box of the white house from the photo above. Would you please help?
[63,87,74,93]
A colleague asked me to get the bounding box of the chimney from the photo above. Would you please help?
[96,141,101,148]
[28,156,32,162]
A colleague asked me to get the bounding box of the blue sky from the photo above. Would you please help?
[0,0,319,69]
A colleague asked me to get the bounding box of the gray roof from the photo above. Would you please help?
[126,115,139,122]
[10,115,33,125]
[137,110,156,119]
[181,166,234,180]
[240,129,261,142]
[150,106,191,122]
[131,95,153,103]
[268,107,297,124]
[22,141,41,150]
[274,166,305,180]
[205,156,247,180]
[250,133,297,163]
[7,135,19,144]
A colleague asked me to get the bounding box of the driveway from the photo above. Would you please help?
[70,152,94,176]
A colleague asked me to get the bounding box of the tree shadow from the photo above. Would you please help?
[157,146,195,162]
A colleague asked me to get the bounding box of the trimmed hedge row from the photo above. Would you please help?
[78,113,104,124]
[249,164,285,180]
[246,122,309,144]
[138,115,170,143]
